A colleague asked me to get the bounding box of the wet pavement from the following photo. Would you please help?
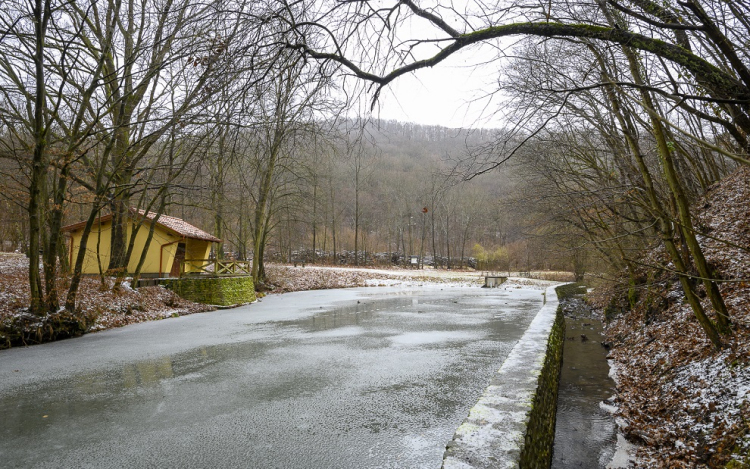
[552,298,617,468]
[0,285,544,468]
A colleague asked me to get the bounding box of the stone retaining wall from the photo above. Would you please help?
[161,276,256,306]
[442,284,565,469]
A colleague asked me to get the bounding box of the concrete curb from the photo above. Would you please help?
[442,284,564,469]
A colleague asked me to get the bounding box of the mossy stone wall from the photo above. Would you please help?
[161,276,256,306]
[442,285,566,469]
[519,305,565,468]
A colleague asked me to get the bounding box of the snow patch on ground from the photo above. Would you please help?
[597,166,750,467]
[607,434,638,469]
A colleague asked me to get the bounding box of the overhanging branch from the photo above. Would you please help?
[290,21,749,107]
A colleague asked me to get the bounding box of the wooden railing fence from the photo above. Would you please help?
[181,259,252,277]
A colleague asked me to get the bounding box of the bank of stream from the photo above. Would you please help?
[552,292,618,468]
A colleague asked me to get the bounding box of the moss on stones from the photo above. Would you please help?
[442,285,566,469]
[519,303,565,468]
[161,276,256,306]
[555,282,587,301]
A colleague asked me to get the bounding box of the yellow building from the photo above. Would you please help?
[63,210,221,277]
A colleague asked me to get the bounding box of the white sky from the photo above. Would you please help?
[370,45,507,129]
[340,9,513,130]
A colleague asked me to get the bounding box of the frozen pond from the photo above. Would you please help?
[0,285,544,468]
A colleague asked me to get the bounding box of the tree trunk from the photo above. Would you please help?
[311,178,317,263]
[431,209,436,269]
[132,196,167,286]
[614,27,732,337]
[354,168,360,266]
[108,198,129,274]
[590,20,727,347]
[445,215,451,269]
[252,152,277,284]
[27,0,52,315]
[330,184,337,263]
[43,163,71,312]
[66,204,104,312]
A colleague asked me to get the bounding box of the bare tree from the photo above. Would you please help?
[283,0,748,347]
[246,49,334,283]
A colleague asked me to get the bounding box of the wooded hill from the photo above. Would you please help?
[0,118,541,278]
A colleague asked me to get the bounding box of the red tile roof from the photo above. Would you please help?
[136,210,221,242]
[62,209,221,243]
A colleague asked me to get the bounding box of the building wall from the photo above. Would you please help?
[183,239,212,274]
[69,220,113,274]
[127,222,181,275]
[69,220,183,275]
[161,276,256,306]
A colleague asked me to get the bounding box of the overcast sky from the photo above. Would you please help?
[326,4,523,131]
[370,47,505,129]
[334,11,513,131]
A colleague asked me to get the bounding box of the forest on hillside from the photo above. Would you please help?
[157,119,530,272]
[0,114,548,272]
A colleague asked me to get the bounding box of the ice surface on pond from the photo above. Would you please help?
[0,284,545,469]
[390,330,482,346]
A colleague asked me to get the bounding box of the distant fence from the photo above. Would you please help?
[181,259,252,277]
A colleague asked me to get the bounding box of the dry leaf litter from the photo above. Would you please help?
[597,165,750,468]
